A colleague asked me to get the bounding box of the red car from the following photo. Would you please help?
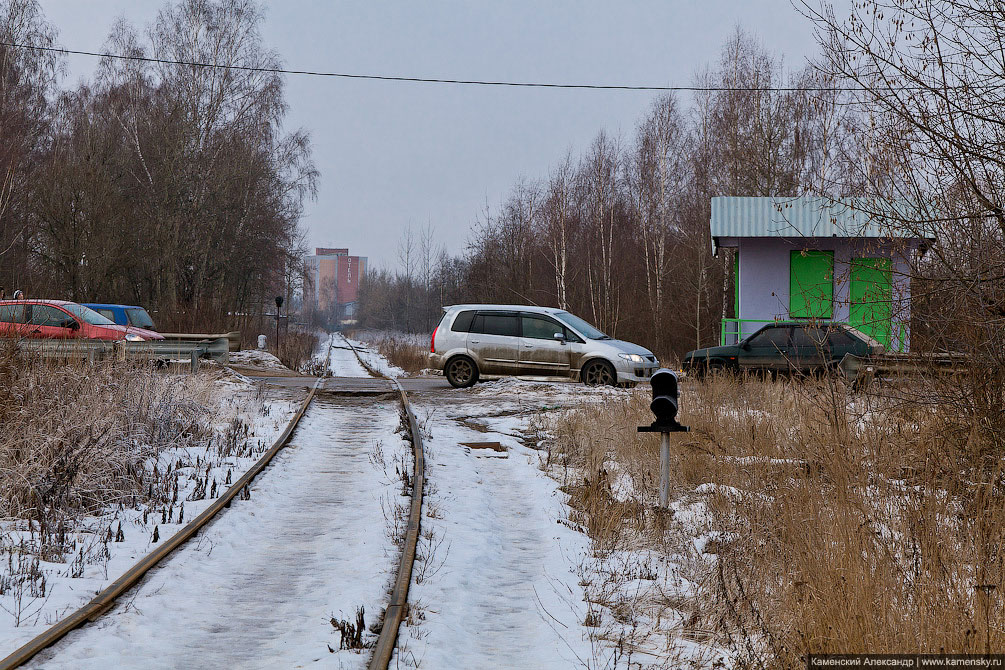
[0,300,164,341]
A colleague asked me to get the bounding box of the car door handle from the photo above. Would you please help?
[469,339,480,344]
[523,344,534,348]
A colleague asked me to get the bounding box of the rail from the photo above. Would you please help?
[337,334,425,670]
[0,339,334,669]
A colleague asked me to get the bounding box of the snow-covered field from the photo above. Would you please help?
[227,348,291,373]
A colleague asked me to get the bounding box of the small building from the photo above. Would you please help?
[711,196,932,351]
[304,247,368,319]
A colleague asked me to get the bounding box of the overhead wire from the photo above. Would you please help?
[0,41,930,93]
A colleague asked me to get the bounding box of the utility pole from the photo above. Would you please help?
[275,295,284,354]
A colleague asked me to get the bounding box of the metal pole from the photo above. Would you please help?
[275,313,280,354]
[660,432,670,508]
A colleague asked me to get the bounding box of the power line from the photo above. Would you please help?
[1,40,887,93]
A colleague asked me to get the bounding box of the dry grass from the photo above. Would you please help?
[0,343,214,531]
[546,372,1005,666]
[349,331,428,373]
[275,329,320,372]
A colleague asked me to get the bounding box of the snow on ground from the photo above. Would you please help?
[391,379,626,669]
[0,373,302,657]
[228,348,290,373]
[26,396,412,670]
[342,336,406,378]
[393,377,727,669]
[316,333,372,378]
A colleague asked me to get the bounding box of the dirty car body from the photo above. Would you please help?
[430,304,659,387]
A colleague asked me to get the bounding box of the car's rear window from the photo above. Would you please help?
[748,327,791,348]
[827,330,857,348]
[790,327,827,347]
[450,310,476,332]
[470,313,519,337]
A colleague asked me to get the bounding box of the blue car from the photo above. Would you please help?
[83,303,158,331]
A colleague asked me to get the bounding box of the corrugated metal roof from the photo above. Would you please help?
[711,196,927,239]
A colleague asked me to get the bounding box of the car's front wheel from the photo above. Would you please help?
[445,355,479,388]
[582,359,617,387]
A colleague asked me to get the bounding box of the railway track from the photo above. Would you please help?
[337,334,425,670]
[0,334,425,670]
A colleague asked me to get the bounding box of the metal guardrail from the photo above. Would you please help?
[160,331,242,352]
[15,337,230,367]
[838,352,966,388]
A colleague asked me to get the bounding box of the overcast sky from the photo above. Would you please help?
[41,1,836,268]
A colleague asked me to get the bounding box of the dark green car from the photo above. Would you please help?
[683,322,884,376]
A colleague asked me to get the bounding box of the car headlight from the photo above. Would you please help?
[125,333,145,342]
[619,353,645,364]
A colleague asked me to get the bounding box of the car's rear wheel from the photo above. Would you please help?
[582,360,617,387]
[445,355,479,388]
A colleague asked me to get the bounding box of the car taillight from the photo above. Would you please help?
[430,326,438,353]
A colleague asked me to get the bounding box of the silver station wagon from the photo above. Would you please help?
[429,304,659,388]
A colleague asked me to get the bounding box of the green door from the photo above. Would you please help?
[789,250,834,319]
[850,257,892,349]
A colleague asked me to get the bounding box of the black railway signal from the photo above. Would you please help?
[638,368,689,434]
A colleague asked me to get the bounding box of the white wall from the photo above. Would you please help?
[733,237,918,351]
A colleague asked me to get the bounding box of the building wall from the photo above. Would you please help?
[735,237,917,350]
[303,249,367,315]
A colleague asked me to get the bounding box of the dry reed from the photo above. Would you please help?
[546,372,1005,666]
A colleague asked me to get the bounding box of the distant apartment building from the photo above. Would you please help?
[304,247,368,319]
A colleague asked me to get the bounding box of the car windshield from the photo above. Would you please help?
[554,311,610,340]
[126,308,155,329]
[60,302,116,326]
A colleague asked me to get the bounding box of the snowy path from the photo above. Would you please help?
[28,396,410,670]
[395,382,606,669]
[326,333,371,377]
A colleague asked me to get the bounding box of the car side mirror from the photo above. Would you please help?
[553,332,566,344]
[66,320,80,331]
[740,341,750,350]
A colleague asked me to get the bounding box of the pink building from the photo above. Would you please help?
[304,247,368,317]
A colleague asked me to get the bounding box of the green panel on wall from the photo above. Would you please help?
[789,250,834,319]
[850,257,892,349]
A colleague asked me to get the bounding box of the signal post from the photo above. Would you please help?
[638,368,689,508]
